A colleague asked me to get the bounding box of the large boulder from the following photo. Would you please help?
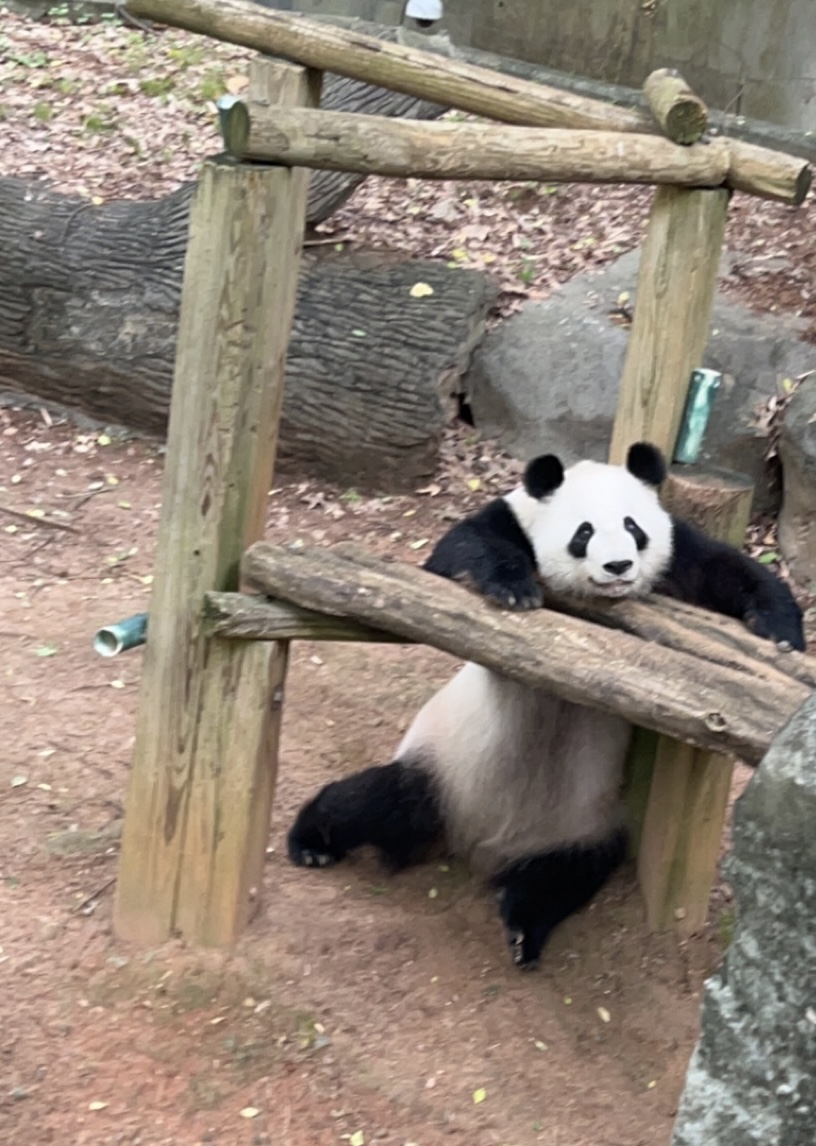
[466,250,816,509]
[671,695,816,1146]
[778,375,816,581]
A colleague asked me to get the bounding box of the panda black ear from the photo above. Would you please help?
[524,454,564,500]
[626,442,666,487]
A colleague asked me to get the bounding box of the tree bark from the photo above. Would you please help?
[642,68,708,145]
[239,542,812,766]
[223,102,731,187]
[128,0,812,205]
[0,175,495,490]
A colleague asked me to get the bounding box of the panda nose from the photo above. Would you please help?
[603,560,633,577]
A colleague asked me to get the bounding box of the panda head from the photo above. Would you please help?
[506,442,673,599]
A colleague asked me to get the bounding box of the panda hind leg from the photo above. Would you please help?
[287,760,442,873]
[493,830,628,969]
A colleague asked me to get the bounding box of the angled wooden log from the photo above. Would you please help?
[238,542,811,766]
[643,68,708,145]
[220,103,731,187]
[129,0,812,205]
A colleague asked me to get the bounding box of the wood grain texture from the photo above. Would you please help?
[128,0,812,204]
[608,187,729,465]
[114,63,315,947]
[636,469,756,934]
[643,68,708,145]
[239,542,812,766]
[129,0,646,132]
[222,103,731,187]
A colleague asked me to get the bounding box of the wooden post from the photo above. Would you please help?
[608,186,729,465]
[636,466,755,934]
[608,184,731,932]
[114,60,320,947]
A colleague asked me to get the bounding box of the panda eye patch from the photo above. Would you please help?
[568,521,594,559]
[624,516,649,551]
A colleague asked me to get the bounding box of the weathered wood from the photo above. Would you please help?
[725,137,812,204]
[205,591,409,644]
[643,68,708,145]
[128,0,812,205]
[129,0,646,133]
[239,542,811,765]
[662,466,755,547]
[114,62,316,948]
[608,187,729,465]
[0,174,495,490]
[637,467,756,935]
[607,183,730,933]
[251,25,447,226]
[206,585,815,691]
[221,102,731,188]
[636,737,734,931]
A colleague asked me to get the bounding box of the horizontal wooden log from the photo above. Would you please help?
[239,542,812,765]
[723,137,811,204]
[129,0,811,204]
[643,68,708,145]
[205,591,408,643]
[221,103,732,187]
[206,584,816,692]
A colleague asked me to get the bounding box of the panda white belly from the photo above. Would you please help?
[397,663,631,876]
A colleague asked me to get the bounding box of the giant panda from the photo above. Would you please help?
[287,442,804,968]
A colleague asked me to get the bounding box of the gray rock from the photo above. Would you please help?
[466,250,816,509]
[671,695,816,1146]
[778,375,816,583]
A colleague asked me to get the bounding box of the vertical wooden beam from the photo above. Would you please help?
[114,62,320,947]
[608,186,728,465]
[636,467,754,935]
[608,185,731,933]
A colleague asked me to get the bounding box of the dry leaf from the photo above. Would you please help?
[473,1087,487,1104]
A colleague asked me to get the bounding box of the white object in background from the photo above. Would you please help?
[405,0,444,22]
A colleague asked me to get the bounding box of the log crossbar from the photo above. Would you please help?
[128,0,811,205]
[221,103,733,188]
[212,542,812,767]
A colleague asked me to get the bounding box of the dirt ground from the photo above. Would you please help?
[1,11,815,1146]
[1,407,767,1146]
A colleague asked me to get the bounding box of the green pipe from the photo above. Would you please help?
[673,368,722,464]
[94,613,148,657]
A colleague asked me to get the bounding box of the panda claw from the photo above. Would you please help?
[295,847,336,869]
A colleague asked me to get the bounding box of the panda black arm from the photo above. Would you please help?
[658,518,805,651]
[424,498,543,610]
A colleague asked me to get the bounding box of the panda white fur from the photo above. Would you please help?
[288,443,804,968]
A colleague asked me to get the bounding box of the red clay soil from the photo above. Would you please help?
[0,409,767,1146]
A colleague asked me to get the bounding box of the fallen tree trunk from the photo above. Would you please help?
[0,175,495,489]
[239,542,813,765]
[223,102,731,187]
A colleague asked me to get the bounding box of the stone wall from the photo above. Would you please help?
[257,0,816,131]
[671,695,816,1146]
[470,0,816,131]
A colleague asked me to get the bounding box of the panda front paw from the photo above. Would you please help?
[745,605,805,652]
[482,577,543,612]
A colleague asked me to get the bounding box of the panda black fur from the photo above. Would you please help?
[287,443,804,969]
